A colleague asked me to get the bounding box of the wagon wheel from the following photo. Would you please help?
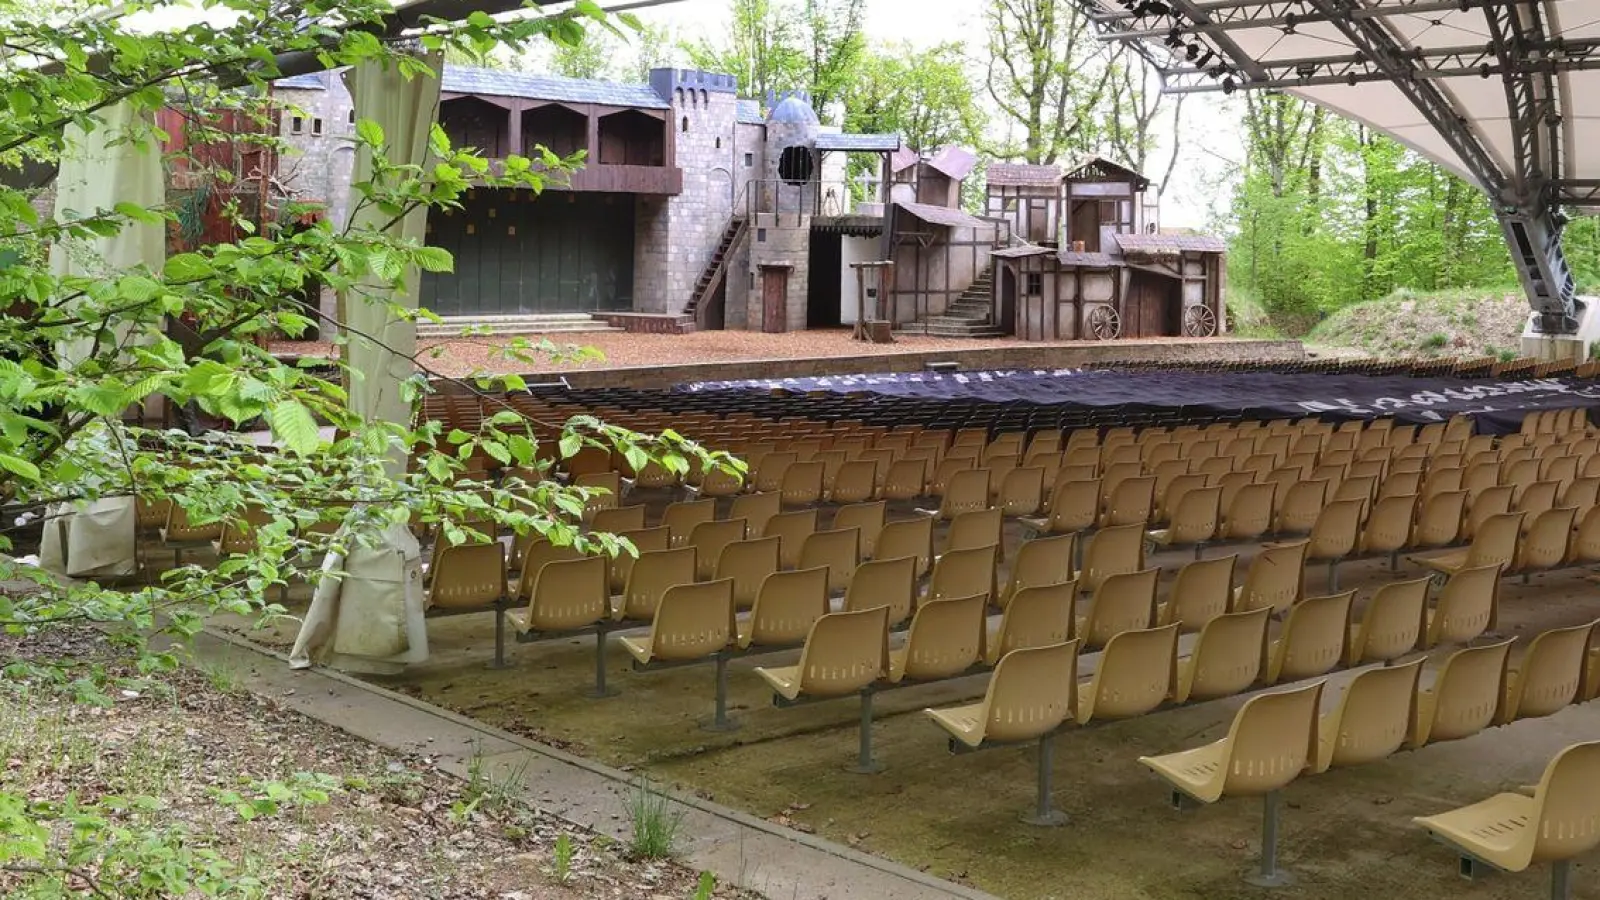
[1183,304,1219,337]
[1088,305,1121,340]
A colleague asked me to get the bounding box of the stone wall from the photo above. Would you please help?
[656,71,742,317]
[745,214,812,331]
[632,196,670,313]
[274,77,357,227]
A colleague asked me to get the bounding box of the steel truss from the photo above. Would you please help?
[1080,0,1584,332]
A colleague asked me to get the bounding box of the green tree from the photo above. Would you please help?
[843,42,982,152]
[549,28,615,79]
[684,0,807,102]
[801,0,866,120]
[982,0,1110,164]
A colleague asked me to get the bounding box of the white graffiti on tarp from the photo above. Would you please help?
[1294,379,1600,415]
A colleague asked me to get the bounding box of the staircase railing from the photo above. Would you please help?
[692,217,748,331]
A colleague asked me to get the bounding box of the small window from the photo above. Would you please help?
[682,116,690,133]
[347,110,356,126]
[778,145,814,185]
[743,152,755,167]
[1026,272,1043,296]
[699,89,708,106]
[757,227,768,243]
[290,115,305,135]
[715,136,722,149]
[311,117,323,136]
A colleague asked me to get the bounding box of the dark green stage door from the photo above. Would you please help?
[421,189,635,316]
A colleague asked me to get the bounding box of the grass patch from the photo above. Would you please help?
[626,777,684,860]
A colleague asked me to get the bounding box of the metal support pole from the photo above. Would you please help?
[591,627,618,698]
[702,653,739,732]
[1552,859,1572,900]
[1328,559,1340,593]
[848,689,885,774]
[490,607,508,670]
[1244,790,1294,888]
[1389,550,1399,572]
[1021,734,1067,826]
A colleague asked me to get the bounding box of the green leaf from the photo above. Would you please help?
[559,433,582,458]
[355,118,385,149]
[414,246,454,273]
[0,453,39,480]
[164,252,212,282]
[367,247,403,282]
[269,401,321,456]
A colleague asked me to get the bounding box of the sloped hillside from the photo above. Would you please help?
[1304,289,1529,360]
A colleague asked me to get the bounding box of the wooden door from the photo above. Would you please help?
[762,267,788,333]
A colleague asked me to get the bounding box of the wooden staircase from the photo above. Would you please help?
[906,265,1003,338]
[683,216,748,329]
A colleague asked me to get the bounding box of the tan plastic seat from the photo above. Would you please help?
[738,566,830,649]
[843,554,918,627]
[1512,506,1579,578]
[1423,562,1501,648]
[1561,474,1600,509]
[1158,554,1237,631]
[941,507,1003,557]
[1414,741,1600,899]
[874,516,933,576]
[1077,567,1160,650]
[1514,480,1560,530]
[689,518,748,581]
[987,581,1076,665]
[826,458,876,504]
[1100,474,1156,527]
[615,546,697,622]
[888,593,987,682]
[589,504,647,534]
[506,554,610,683]
[996,466,1046,517]
[728,492,781,538]
[1304,497,1365,592]
[1356,492,1418,571]
[574,472,621,517]
[927,458,978,504]
[750,452,797,494]
[1410,639,1513,748]
[1173,607,1270,703]
[661,499,716,549]
[693,462,745,499]
[798,527,861,594]
[832,501,886,558]
[1021,478,1100,536]
[998,533,1076,609]
[1463,484,1514,541]
[1273,479,1329,535]
[779,460,825,508]
[882,458,928,501]
[162,504,226,565]
[1147,485,1222,560]
[1263,590,1354,684]
[925,544,998,606]
[1410,489,1467,552]
[1080,522,1146,593]
[1077,623,1178,724]
[1232,540,1308,615]
[1411,510,1524,578]
[620,578,735,665]
[1499,621,1595,724]
[1312,659,1422,773]
[607,526,669,594]
[1567,505,1600,564]
[763,508,819,569]
[427,541,508,613]
[1345,576,1429,666]
[716,536,780,610]
[1155,472,1207,523]
[1217,481,1276,544]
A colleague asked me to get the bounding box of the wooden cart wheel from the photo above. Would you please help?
[1088,305,1121,340]
[1183,304,1219,337]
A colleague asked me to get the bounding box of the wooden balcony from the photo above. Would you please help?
[483,159,682,196]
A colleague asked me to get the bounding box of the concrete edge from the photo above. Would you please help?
[199,625,1000,900]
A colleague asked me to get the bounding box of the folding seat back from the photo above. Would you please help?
[1078,567,1159,649]
[740,566,830,649]
[1333,474,1378,510]
[1541,454,1579,491]
[1345,576,1429,666]
[1264,589,1354,684]
[716,536,781,610]
[617,546,696,622]
[1465,511,1525,570]
[1160,554,1237,631]
[1080,522,1146,592]
[1313,658,1422,773]
[1102,475,1156,527]
[1514,506,1578,573]
[590,505,647,534]
[813,449,850,495]
[953,427,988,447]
[764,508,819,569]
[988,582,1076,665]
[1358,493,1417,556]
[513,536,584,600]
[778,460,825,508]
[843,554,917,627]
[751,451,797,494]
[1028,431,1063,457]
[662,499,716,548]
[881,457,928,501]
[727,492,780,538]
[163,504,224,544]
[944,507,1003,556]
[1000,533,1075,610]
[1143,442,1182,469]
[1411,489,1467,549]
[935,467,991,519]
[1500,621,1595,723]
[1501,456,1539,489]
[1306,497,1364,562]
[798,527,860,594]
[929,457,977,498]
[1155,484,1222,548]
[1101,442,1141,470]
[695,462,745,498]
[623,578,736,665]
[1411,638,1511,748]
[1420,465,1464,504]
[1099,461,1143,504]
[1174,606,1270,703]
[1063,446,1100,472]
[520,555,608,631]
[1034,478,1100,534]
[689,517,749,581]
[985,454,1021,499]
[1425,562,1500,648]
[574,472,622,517]
[1157,473,1208,523]
[1152,461,1196,505]
[988,432,1025,459]
[1219,481,1276,543]
[1233,539,1308,615]
[606,526,669,594]
[1560,475,1600,509]
[1513,479,1559,521]
[874,516,933,575]
[832,501,885,557]
[998,466,1047,517]
[1514,743,1600,865]
[1274,479,1330,534]
[564,445,613,478]
[937,640,1079,748]
[1461,460,1499,499]
[215,506,272,556]
[889,593,987,682]
[428,542,508,610]
[1077,623,1178,724]
[1189,439,1223,462]
[1569,505,1600,564]
[1139,679,1323,802]
[926,544,997,605]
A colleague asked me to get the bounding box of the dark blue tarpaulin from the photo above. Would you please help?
[679,368,1600,432]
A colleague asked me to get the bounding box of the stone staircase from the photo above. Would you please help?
[415,313,622,340]
[682,216,748,328]
[905,265,1004,338]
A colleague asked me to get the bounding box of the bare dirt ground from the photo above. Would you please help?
[0,629,750,900]
[271,330,1284,378]
[215,487,1600,900]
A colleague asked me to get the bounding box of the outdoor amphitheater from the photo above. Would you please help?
[200,342,1600,900]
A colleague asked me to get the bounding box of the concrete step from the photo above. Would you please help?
[899,326,1007,339]
[416,314,623,338]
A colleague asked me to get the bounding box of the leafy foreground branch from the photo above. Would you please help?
[0,630,751,900]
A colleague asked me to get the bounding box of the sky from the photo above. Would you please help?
[620,0,1245,229]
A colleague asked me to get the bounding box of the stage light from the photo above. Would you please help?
[1207,63,1228,78]
[1165,27,1183,47]
[1223,76,1237,94]
[1283,12,1297,33]
[1197,49,1216,68]
[1295,62,1316,78]
[1186,42,1200,60]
